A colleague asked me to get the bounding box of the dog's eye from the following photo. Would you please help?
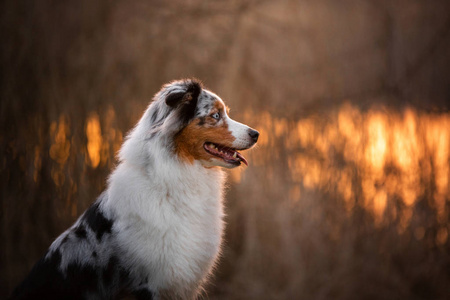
[211,112,220,120]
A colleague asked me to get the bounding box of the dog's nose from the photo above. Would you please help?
[248,129,259,143]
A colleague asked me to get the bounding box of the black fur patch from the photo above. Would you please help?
[165,80,203,126]
[133,288,154,300]
[74,225,87,239]
[10,250,96,300]
[103,256,119,286]
[83,202,113,241]
[165,92,187,108]
[10,250,134,299]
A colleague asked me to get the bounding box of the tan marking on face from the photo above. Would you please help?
[174,118,236,164]
[213,100,231,116]
[213,101,225,112]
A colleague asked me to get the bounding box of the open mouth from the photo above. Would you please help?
[203,142,248,166]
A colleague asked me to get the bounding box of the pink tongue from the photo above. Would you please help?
[236,152,248,166]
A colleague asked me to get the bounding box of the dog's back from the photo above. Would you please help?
[11,193,154,300]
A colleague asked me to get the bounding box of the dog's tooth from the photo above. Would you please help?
[233,152,237,158]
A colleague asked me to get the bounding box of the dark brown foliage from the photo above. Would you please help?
[1,0,449,299]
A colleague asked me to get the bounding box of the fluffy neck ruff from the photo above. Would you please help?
[104,131,226,294]
[94,79,230,298]
[104,124,226,218]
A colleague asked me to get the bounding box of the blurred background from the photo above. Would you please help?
[1,0,449,299]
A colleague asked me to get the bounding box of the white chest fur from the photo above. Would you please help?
[103,160,225,298]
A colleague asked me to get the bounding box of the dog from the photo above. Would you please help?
[10,79,259,300]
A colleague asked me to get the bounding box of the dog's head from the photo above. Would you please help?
[168,80,258,168]
[121,79,258,169]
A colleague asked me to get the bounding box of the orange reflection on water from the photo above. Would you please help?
[86,113,102,168]
[48,107,123,190]
[365,111,387,175]
[426,115,450,223]
[47,104,448,233]
[49,115,71,186]
[240,103,450,228]
[84,108,124,169]
[49,115,70,165]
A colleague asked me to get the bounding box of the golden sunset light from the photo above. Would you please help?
[2,1,449,299]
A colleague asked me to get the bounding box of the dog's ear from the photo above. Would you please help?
[165,80,202,124]
[165,80,202,108]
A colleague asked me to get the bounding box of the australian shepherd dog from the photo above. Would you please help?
[11,79,259,300]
